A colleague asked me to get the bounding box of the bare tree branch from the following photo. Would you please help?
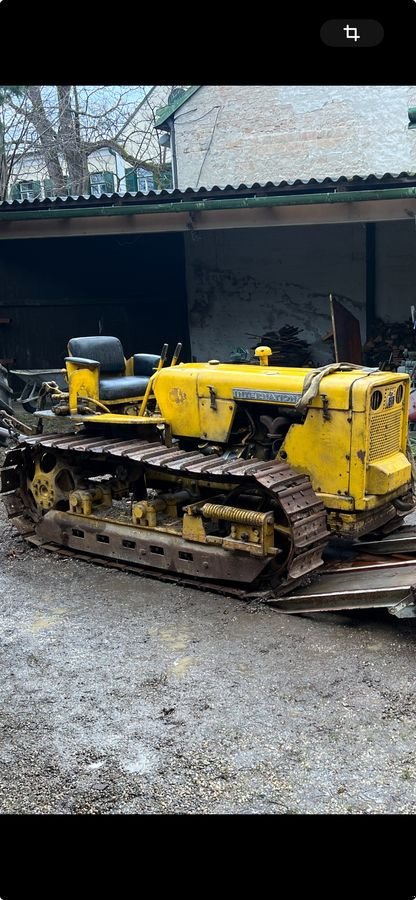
[0,85,182,200]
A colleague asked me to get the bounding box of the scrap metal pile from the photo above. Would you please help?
[249,325,313,366]
[363,318,416,369]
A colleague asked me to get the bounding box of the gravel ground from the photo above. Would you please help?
[1,408,416,814]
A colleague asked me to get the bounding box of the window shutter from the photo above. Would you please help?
[44,177,55,198]
[103,171,114,193]
[125,167,137,192]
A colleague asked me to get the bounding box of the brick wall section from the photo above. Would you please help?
[174,85,416,188]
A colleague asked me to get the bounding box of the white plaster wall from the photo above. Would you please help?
[184,224,366,363]
[11,149,119,198]
[174,85,416,189]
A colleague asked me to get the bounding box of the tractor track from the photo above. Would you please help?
[2,432,330,598]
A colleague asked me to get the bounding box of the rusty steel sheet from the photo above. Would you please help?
[330,295,363,365]
[354,531,416,556]
[268,558,416,617]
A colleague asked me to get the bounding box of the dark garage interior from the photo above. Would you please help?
[0,231,191,371]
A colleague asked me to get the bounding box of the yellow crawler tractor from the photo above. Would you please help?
[1,335,415,598]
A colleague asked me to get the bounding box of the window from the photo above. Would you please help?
[10,180,41,202]
[19,182,35,200]
[89,171,115,196]
[125,166,155,193]
[137,172,155,192]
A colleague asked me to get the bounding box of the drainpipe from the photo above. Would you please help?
[108,148,126,193]
[366,223,376,341]
[169,116,178,190]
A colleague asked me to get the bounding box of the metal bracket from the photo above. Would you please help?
[207,385,217,410]
[320,393,331,421]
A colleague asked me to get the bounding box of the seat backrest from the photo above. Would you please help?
[134,353,161,376]
[68,336,125,373]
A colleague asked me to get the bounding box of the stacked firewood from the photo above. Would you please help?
[249,325,313,367]
[363,318,416,368]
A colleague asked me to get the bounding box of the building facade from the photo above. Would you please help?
[156,85,416,189]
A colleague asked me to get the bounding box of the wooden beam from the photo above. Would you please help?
[0,198,415,240]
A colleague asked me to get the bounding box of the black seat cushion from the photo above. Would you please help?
[99,375,149,401]
[68,336,125,373]
[133,353,161,376]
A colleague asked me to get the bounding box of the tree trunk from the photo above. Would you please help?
[57,86,89,195]
[27,87,65,193]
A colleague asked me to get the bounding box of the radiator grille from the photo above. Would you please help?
[369,408,403,461]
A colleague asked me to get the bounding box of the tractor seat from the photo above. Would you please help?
[98,375,149,401]
[67,336,160,401]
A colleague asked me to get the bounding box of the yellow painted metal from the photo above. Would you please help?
[201,502,275,556]
[66,352,152,415]
[139,344,168,416]
[254,346,272,366]
[69,486,112,516]
[283,379,411,512]
[133,499,168,527]
[366,455,411,495]
[182,510,207,543]
[66,359,100,415]
[281,409,351,496]
[61,413,166,426]
[155,368,201,437]
[28,456,76,511]
[199,397,236,442]
[154,361,409,416]
[153,362,412,516]
[181,499,275,557]
[125,355,134,376]
[349,378,410,510]
[132,491,192,527]
[51,349,414,546]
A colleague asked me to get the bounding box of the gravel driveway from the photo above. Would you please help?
[1,410,416,814]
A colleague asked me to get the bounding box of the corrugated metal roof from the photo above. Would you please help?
[1,172,416,212]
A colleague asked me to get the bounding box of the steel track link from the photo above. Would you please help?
[1,432,330,597]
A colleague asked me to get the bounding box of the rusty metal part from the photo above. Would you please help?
[1,432,330,595]
[197,501,276,557]
[326,504,400,537]
[36,509,269,584]
[354,530,416,556]
[69,485,112,516]
[201,503,270,527]
[268,557,416,618]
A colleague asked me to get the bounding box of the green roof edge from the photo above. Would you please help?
[155,86,201,129]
